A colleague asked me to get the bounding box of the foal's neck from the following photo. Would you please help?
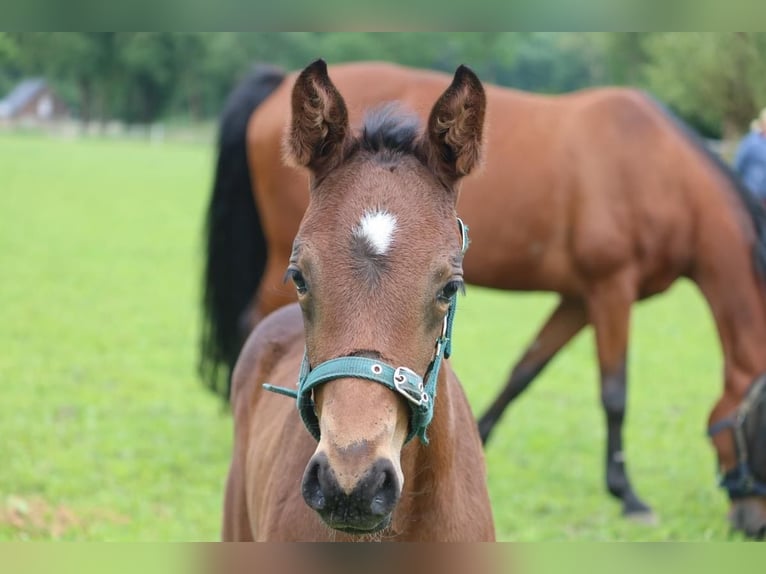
[395,371,458,533]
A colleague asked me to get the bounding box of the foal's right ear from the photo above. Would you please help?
[285,59,349,176]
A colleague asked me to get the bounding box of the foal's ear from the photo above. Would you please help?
[424,65,486,184]
[285,59,349,175]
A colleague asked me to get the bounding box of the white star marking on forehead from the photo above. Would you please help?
[353,209,398,256]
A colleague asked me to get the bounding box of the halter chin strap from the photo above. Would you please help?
[263,218,469,445]
[707,374,766,499]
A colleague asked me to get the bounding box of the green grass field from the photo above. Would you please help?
[0,133,745,541]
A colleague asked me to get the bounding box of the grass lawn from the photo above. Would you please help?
[0,133,745,540]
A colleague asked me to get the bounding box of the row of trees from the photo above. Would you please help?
[2,33,766,137]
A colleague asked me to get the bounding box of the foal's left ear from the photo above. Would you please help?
[285,59,349,176]
[424,65,486,184]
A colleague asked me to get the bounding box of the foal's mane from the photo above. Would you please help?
[648,94,766,279]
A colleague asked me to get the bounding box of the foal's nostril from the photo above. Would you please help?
[366,459,400,517]
[301,454,329,511]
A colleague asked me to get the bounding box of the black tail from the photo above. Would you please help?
[647,94,766,278]
[200,64,286,400]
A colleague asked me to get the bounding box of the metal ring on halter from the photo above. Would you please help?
[457,217,469,254]
[434,315,449,358]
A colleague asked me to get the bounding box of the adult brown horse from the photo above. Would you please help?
[221,60,494,541]
[203,61,766,538]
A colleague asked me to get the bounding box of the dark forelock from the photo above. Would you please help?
[359,103,421,156]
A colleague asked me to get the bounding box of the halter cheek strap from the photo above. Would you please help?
[263,218,469,445]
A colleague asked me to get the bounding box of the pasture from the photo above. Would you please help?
[0,133,744,540]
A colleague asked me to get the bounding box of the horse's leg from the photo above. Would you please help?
[586,274,653,518]
[478,298,587,443]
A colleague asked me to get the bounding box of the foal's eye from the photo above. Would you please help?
[438,280,464,303]
[286,268,308,295]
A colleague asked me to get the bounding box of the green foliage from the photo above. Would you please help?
[5,33,766,136]
[0,133,748,541]
[2,33,610,125]
[0,32,19,64]
[116,33,184,123]
[11,33,118,122]
[493,33,606,92]
[0,32,766,134]
[601,32,650,86]
[643,33,766,137]
[0,32,21,94]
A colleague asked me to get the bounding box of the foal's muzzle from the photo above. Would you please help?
[302,452,400,533]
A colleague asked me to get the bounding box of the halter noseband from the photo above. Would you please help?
[707,374,766,499]
[263,218,469,445]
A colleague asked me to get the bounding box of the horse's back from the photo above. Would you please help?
[245,62,724,300]
[560,87,753,295]
[560,88,697,288]
[456,85,697,294]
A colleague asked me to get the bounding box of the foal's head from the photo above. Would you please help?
[283,60,485,534]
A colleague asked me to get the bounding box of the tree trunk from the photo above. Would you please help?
[78,77,92,131]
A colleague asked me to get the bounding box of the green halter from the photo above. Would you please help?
[264,218,469,444]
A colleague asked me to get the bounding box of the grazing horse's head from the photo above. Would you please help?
[711,376,766,538]
[281,59,485,534]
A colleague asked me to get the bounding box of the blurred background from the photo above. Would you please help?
[1,33,762,541]
[3,33,766,141]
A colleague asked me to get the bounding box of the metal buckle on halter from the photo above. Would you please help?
[393,367,428,407]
